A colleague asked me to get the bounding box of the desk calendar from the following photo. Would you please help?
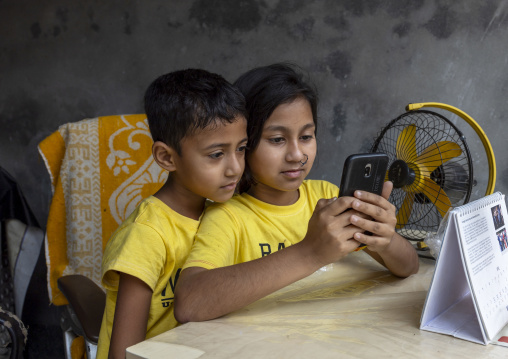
[421,192,508,346]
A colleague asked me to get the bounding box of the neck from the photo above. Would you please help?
[247,185,300,206]
[154,180,205,220]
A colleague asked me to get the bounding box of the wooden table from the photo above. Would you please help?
[127,253,507,358]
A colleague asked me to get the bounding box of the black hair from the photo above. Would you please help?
[144,69,246,154]
[234,63,318,193]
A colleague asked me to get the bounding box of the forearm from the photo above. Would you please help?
[366,233,419,277]
[109,273,152,359]
[175,241,322,323]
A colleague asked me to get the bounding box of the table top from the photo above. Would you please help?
[127,253,507,359]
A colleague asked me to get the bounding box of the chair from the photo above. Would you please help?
[38,114,166,359]
[0,166,42,358]
[0,307,27,359]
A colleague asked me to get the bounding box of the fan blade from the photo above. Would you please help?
[396,124,417,162]
[396,192,415,229]
[421,177,452,217]
[414,141,462,173]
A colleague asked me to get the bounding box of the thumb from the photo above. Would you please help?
[314,197,338,211]
[382,181,393,200]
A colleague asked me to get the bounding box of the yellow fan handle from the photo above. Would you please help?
[406,102,496,196]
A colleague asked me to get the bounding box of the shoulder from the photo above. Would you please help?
[204,194,251,216]
[104,197,181,254]
[302,179,339,197]
[198,193,255,230]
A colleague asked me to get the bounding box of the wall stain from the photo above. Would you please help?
[88,8,100,32]
[324,14,349,33]
[383,0,424,18]
[0,96,40,144]
[342,0,367,17]
[31,22,42,39]
[327,0,423,18]
[476,2,508,34]
[360,137,374,152]
[501,167,508,191]
[273,0,308,15]
[423,6,458,39]
[393,21,411,37]
[290,17,315,40]
[56,7,68,30]
[52,26,61,37]
[331,103,347,140]
[29,7,70,39]
[124,11,132,35]
[325,50,352,80]
[189,0,264,32]
[167,21,183,28]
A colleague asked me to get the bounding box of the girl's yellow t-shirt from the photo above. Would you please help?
[184,180,339,270]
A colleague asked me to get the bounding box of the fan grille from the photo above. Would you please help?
[371,110,473,240]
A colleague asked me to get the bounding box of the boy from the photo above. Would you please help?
[96,69,248,359]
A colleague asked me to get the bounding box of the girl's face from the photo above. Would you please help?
[247,97,317,206]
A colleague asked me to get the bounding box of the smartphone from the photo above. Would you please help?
[338,152,389,198]
[338,153,389,249]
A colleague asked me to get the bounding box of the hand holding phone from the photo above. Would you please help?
[338,153,389,249]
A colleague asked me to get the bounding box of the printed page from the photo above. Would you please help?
[420,213,485,344]
[455,193,508,341]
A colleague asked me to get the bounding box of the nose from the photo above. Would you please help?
[285,141,304,163]
[225,154,244,177]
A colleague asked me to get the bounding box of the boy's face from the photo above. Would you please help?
[172,117,248,203]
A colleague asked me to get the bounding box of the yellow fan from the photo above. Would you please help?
[371,102,496,240]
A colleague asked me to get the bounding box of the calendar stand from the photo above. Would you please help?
[420,192,508,346]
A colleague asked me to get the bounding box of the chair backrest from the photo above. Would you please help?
[38,114,166,305]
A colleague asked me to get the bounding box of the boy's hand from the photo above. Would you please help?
[348,181,397,253]
[301,196,364,268]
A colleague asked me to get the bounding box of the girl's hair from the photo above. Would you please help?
[234,63,318,193]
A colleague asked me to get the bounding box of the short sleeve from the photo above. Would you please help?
[101,223,168,291]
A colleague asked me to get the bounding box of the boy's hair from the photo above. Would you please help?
[234,63,318,193]
[144,69,246,154]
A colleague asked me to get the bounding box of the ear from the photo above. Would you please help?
[152,141,178,172]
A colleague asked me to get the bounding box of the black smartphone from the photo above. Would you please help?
[338,153,389,248]
[338,152,389,198]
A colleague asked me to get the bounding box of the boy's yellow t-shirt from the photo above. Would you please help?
[184,180,339,270]
[96,196,200,358]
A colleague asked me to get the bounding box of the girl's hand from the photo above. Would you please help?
[301,196,364,267]
[348,181,397,253]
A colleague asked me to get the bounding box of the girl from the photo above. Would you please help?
[174,63,419,323]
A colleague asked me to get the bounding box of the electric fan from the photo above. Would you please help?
[371,102,496,241]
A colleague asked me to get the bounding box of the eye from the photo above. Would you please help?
[209,152,224,159]
[237,145,247,153]
[269,137,285,144]
[300,135,314,141]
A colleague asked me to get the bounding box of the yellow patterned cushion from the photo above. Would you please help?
[38,114,167,305]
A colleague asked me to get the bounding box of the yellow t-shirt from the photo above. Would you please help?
[96,196,199,358]
[184,180,339,270]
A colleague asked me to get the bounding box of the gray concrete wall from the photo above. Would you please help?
[2,0,507,230]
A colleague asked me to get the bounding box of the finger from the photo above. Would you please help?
[349,209,370,220]
[321,196,356,217]
[350,213,393,237]
[354,190,395,213]
[314,197,338,212]
[351,200,388,224]
[353,232,383,247]
[381,181,393,200]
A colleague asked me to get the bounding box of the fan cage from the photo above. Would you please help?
[371,110,473,240]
